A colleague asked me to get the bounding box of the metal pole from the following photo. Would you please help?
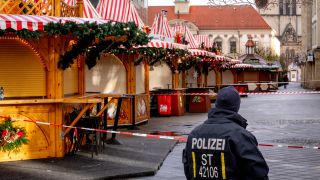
[107,97,122,145]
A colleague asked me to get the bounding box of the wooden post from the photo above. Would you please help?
[144,62,150,94]
[215,67,222,90]
[182,71,186,88]
[204,74,208,87]
[172,57,179,89]
[172,73,179,89]
[78,56,85,95]
[197,73,202,87]
[126,54,136,126]
[47,36,65,157]
[127,55,136,94]
[77,0,84,18]
[53,0,61,17]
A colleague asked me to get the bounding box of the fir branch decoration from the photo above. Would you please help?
[0,117,29,153]
[0,21,150,70]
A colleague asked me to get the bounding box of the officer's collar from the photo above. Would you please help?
[207,108,248,128]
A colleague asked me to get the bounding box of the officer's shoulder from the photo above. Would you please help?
[232,127,257,141]
[189,124,205,134]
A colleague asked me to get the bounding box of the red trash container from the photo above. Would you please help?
[157,95,172,115]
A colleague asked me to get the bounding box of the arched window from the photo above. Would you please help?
[229,37,237,53]
[214,36,223,52]
[279,0,296,15]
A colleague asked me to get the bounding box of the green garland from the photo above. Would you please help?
[131,47,191,71]
[0,118,29,153]
[0,21,150,70]
[49,21,150,69]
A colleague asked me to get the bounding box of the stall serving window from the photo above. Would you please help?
[0,38,46,99]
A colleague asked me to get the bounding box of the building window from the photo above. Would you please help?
[279,0,296,15]
[312,0,316,16]
[216,41,222,51]
[229,38,237,53]
[254,41,259,53]
[214,37,223,52]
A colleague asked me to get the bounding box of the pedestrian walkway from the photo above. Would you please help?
[129,83,320,180]
[1,83,320,180]
[0,135,177,180]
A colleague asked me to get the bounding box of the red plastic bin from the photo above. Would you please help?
[157,95,172,115]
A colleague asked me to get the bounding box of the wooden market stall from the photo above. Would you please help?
[229,37,280,92]
[171,24,220,113]
[92,0,149,126]
[0,0,149,161]
[148,10,189,116]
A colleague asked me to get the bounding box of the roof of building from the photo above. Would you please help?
[148,5,272,30]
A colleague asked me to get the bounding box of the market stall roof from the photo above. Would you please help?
[230,63,254,69]
[194,34,212,48]
[96,0,144,28]
[230,59,241,64]
[215,55,226,61]
[147,10,187,50]
[150,10,174,39]
[0,14,109,31]
[141,40,187,50]
[188,49,215,57]
[172,24,199,49]
[63,0,101,19]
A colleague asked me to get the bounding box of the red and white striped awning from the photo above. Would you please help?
[140,40,187,50]
[230,63,254,69]
[215,55,226,61]
[150,10,174,39]
[128,2,145,29]
[207,52,216,57]
[63,0,101,19]
[97,0,144,28]
[188,49,207,56]
[144,40,171,49]
[230,59,241,64]
[0,14,109,31]
[194,35,212,48]
[172,25,199,49]
[171,42,188,50]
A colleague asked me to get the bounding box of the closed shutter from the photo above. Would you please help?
[222,70,234,85]
[64,63,79,96]
[244,71,258,82]
[0,39,46,98]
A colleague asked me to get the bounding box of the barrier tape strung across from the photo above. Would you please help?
[1,116,319,150]
[205,80,320,87]
[151,91,320,96]
[258,143,320,150]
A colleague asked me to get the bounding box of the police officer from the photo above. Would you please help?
[183,86,269,180]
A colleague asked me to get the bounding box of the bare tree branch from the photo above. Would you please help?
[207,0,312,10]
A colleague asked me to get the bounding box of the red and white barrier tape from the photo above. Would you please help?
[213,80,320,86]
[1,116,319,150]
[258,143,320,150]
[151,91,320,96]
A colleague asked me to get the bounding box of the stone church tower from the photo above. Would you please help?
[259,0,302,81]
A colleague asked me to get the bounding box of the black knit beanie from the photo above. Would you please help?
[215,86,241,112]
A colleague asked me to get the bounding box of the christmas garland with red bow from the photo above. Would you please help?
[0,117,29,152]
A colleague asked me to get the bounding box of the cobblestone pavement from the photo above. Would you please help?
[129,83,320,180]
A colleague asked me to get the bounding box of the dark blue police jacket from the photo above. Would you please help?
[183,108,269,180]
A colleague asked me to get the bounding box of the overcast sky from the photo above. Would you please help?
[148,0,209,6]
